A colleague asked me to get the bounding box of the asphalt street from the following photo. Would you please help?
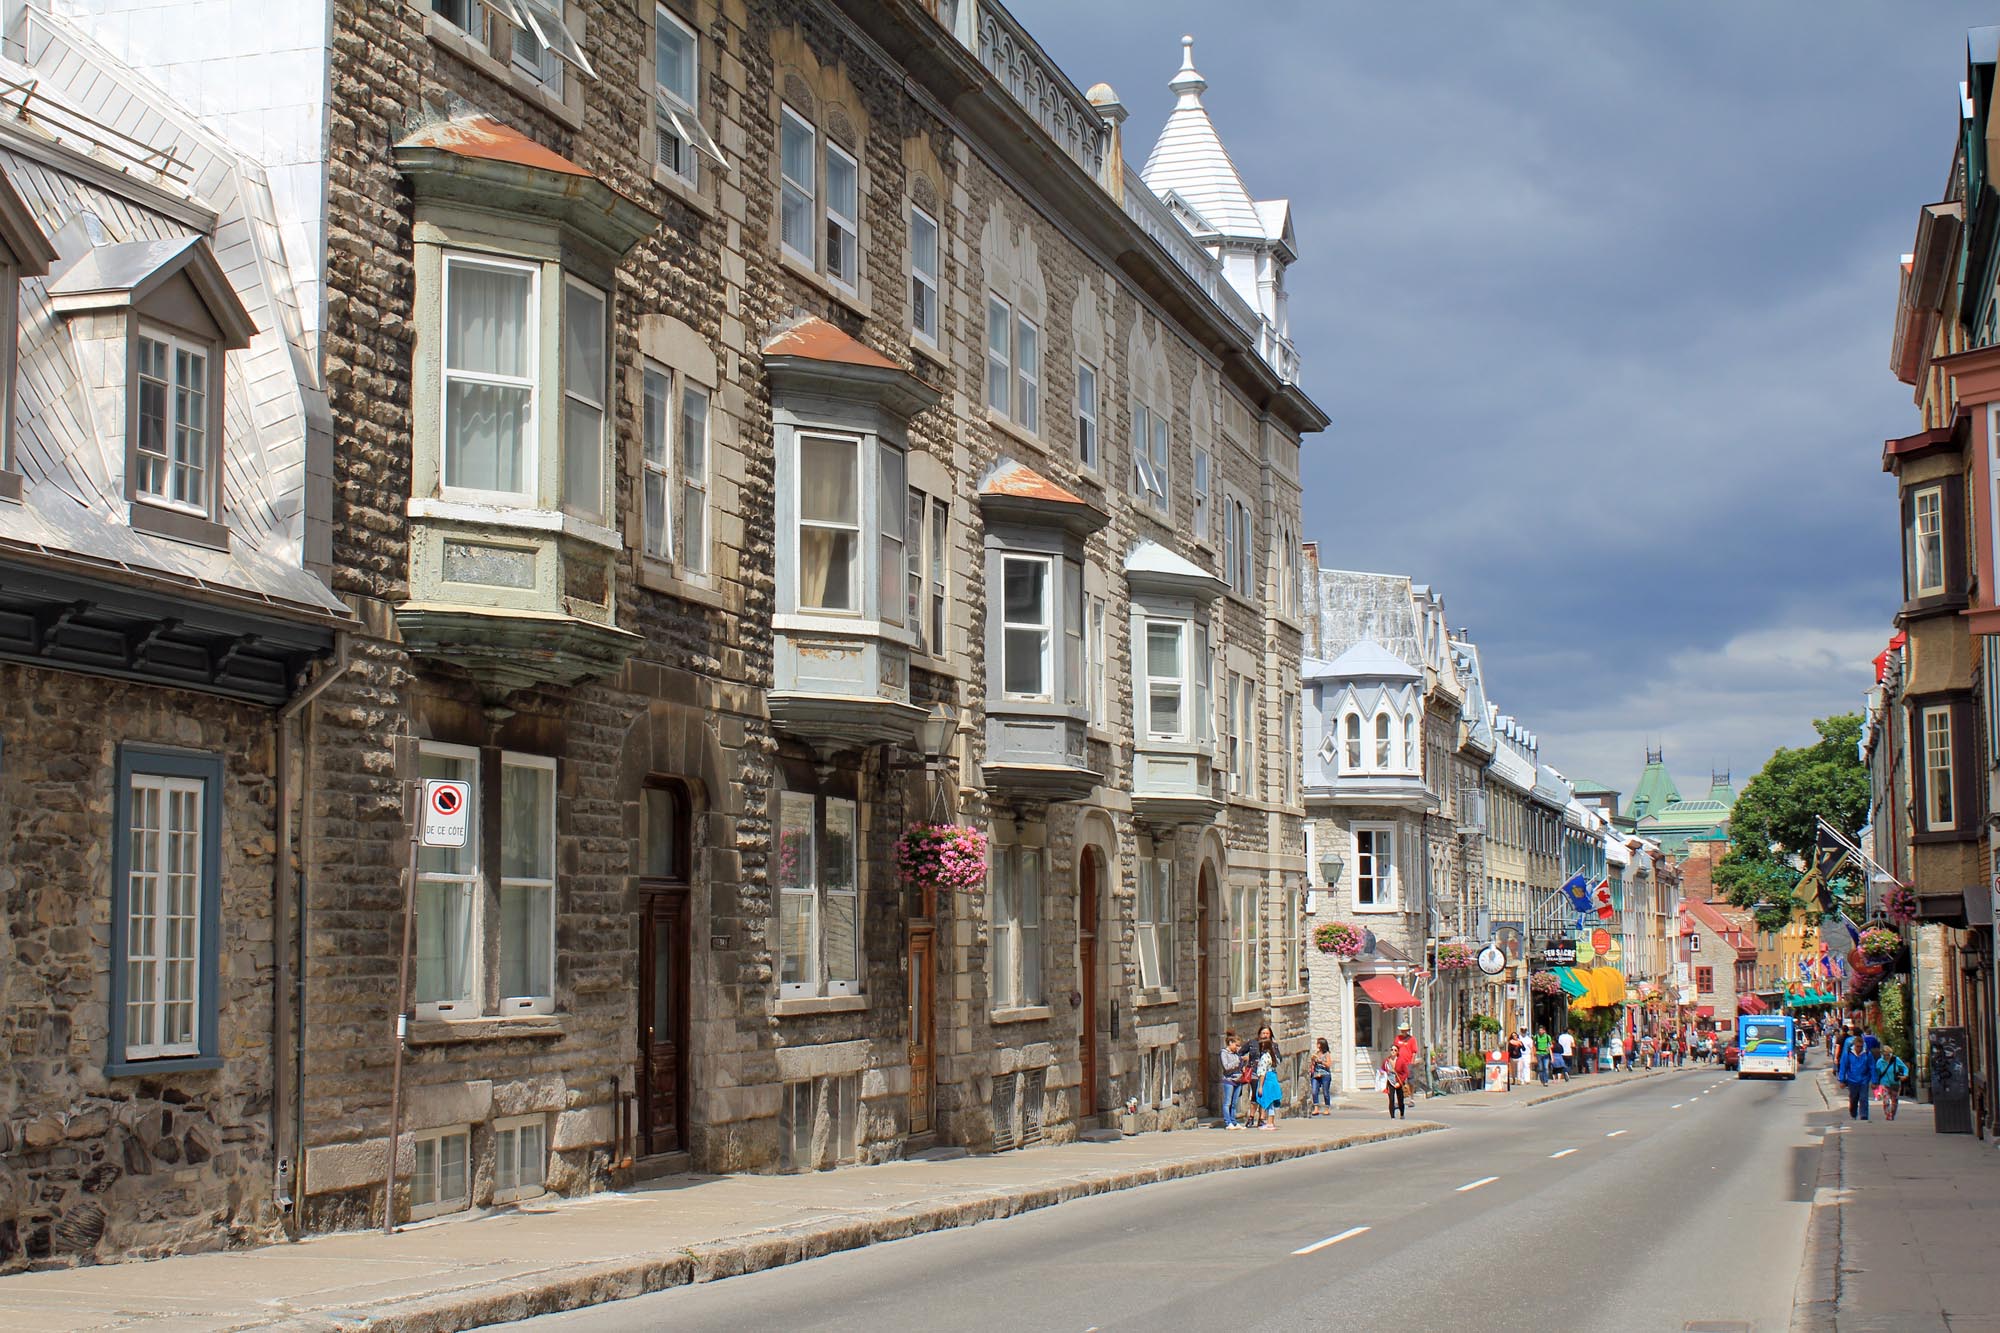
[509,1065,1824,1333]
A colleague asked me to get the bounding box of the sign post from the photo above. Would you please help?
[384,775,472,1234]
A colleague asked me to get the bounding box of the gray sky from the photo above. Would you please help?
[1009,0,1982,797]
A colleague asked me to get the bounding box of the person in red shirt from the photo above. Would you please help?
[1389,1023,1420,1119]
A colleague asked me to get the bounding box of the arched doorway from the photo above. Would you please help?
[1078,845,1102,1120]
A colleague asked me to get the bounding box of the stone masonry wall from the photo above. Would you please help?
[0,663,281,1268]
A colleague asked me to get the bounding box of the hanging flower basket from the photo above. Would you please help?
[1858,926,1901,962]
[1529,970,1563,997]
[894,824,989,895]
[1883,886,1917,926]
[1436,942,1477,972]
[1314,920,1365,956]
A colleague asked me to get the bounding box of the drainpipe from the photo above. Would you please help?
[273,632,350,1238]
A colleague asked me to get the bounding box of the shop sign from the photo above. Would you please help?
[1542,938,1577,966]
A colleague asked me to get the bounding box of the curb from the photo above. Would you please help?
[1792,1080,1845,1333]
[321,1121,1444,1332]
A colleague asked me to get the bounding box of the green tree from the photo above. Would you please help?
[1716,713,1869,929]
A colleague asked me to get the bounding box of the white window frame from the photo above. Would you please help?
[1279,883,1302,995]
[678,383,710,574]
[1923,704,1955,831]
[1077,360,1099,470]
[1192,446,1210,543]
[824,140,860,293]
[1234,497,1254,596]
[1001,553,1054,702]
[990,844,1044,1009]
[1143,618,1188,741]
[133,326,212,517]
[408,1125,471,1221]
[1086,593,1109,727]
[1342,712,1362,771]
[1137,854,1176,991]
[1404,711,1419,772]
[1374,711,1392,768]
[1230,881,1260,999]
[496,0,595,78]
[794,431,862,614]
[779,104,817,266]
[905,489,949,655]
[1352,824,1397,912]
[508,3,565,95]
[440,251,538,504]
[1131,402,1167,509]
[1912,485,1946,597]
[1237,673,1256,795]
[777,791,863,999]
[499,752,557,1014]
[986,293,1012,417]
[561,276,607,522]
[493,1114,549,1204]
[652,4,725,180]
[122,772,204,1061]
[910,203,940,346]
[641,362,674,562]
[416,741,481,1019]
[1014,312,1040,434]
[433,0,486,41]
[1283,696,1298,804]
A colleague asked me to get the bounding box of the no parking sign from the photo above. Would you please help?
[421,779,471,848]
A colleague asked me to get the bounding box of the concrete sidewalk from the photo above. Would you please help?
[0,1107,1442,1333]
[1794,1076,2000,1332]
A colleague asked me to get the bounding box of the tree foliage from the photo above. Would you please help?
[1717,713,1869,929]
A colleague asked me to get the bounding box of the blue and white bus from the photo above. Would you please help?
[1737,1013,1797,1079]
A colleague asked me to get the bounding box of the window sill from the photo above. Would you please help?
[650,163,718,221]
[423,15,582,132]
[1271,993,1310,1009]
[409,498,622,552]
[773,611,918,649]
[1351,905,1402,916]
[406,1014,569,1046]
[1231,997,1265,1014]
[1135,988,1180,1008]
[983,408,1047,459]
[775,994,868,1017]
[131,500,229,551]
[106,1053,222,1078]
[777,250,873,322]
[909,652,962,681]
[637,559,730,610]
[990,1004,1054,1025]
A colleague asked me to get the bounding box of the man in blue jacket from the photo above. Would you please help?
[1838,1033,1876,1121]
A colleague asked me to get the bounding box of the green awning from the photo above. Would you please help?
[1786,990,1837,1008]
[1553,967,1589,998]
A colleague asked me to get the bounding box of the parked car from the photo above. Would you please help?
[1722,1043,1741,1070]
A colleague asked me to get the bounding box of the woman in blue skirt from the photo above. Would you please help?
[1254,1026,1283,1130]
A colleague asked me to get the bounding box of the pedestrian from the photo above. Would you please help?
[1623,1033,1635,1071]
[1838,1033,1874,1121]
[1535,1027,1553,1085]
[1309,1037,1334,1116]
[1515,1028,1534,1087]
[1873,1046,1909,1121]
[1254,1025,1283,1130]
[1390,1022,1419,1118]
[1218,1030,1244,1130]
[1506,1029,1525,1089]
[1557,1028,1576,1082]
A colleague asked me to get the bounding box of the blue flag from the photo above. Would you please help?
[1561,872,1591,913]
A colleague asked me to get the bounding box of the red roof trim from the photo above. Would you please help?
[399,115,591,179]
[762,316,906,372]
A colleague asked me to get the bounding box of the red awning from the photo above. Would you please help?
[1358,975,1422,1009]
[1738,995,1767,1015]
[1695,1005,1715,1018]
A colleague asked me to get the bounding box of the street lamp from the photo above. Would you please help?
[1319,850,1345,890]
[915,702,956,764]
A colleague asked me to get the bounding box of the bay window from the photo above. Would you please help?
[1912,485,1945,597]
[442,253,537,500]
[878,447,906,617]
[1144,620,1187,740]
[1137,853,1175,990]
[797,434,862,612]
[561,278,607,520]
[777,789,861,998]
[990,844,1044,1009]
[1002,555,1053,699]
[1923,704,1954,831]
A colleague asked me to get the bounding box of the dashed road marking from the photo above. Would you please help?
[1550,1148,1578,1159]
[1606,1130,1628,1138]
[1671,1103,1683,1109]
[1293,1226,1370,1255]
[1456,1176,1500,1193]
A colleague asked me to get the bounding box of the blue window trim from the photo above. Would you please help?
[107,744,224,1077]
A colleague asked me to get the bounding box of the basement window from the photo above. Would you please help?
[409,1126,471,1220]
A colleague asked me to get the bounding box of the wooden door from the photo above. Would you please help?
[639,892,689,1155]
[908,925,935,1134]
[1197,868,1213,1109]
[1079,847,1100,1119]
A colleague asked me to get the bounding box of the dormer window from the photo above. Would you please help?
[1344,712,1361,769]
[1374,712,1392,767]
[133,330,211,514]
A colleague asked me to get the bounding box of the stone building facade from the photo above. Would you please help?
[38,0,1323,1243]
[0,9,354,1267]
